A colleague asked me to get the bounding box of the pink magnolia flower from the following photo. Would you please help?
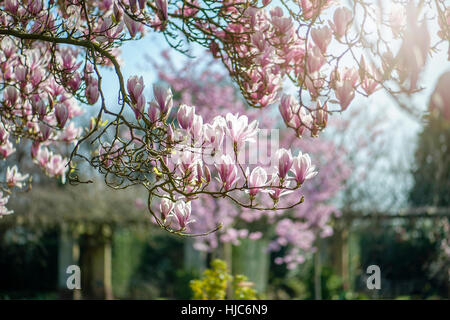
[0,140,15,158]
[152,84,173,116]
[160,198,175,221]
[36,147,51,167]
[177,104,195,130]
[31,141,40,158]
[330,7,352,38]
[55,104,69,128]
[15,65,27,82]
[268,176,293,202]
[31,95,46,119]
[0,191,13,217]
[335,80,355,111]
[127,75,145,104]
[132,94,146,119]
[28,0,43,15]
[124,13,140,37]
[311,26,332,53]
[291,152,317,185]
[147,102,160,123]
[203,121,225,151]
[389,4,406,37]
[86,83,99,104]
[215,154,239,191]
[224,113,258,151]
[0,124,9,143]
[190,114,204,143]
[307,46,326,73]
[155,0,168,21]
[3,86,18,105]
[173,200,195,230]
[60,122,82,143]
[6,165,29,188]
[279,94,294,125]
[39,123,52,141]
[276,148,293,179]
[247,166,268,197]
[46,154,68,183]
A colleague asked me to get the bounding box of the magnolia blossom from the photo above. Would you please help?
[311,26,332,53]
[177,104,195,130]
[152,84,173,116]
[330,7,353,38]
[276,148,293,179]
[160,198,175,221]
[335,80,355,111]
[247,166,268,197]
[225,113,258,151]
[215,154,240,191]
[173,200,195,230]
[6,165,29,188]
[291,152,317,185]
[0,192,12,218]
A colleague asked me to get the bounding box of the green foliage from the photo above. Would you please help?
[357,223,448,298]
[190,259,258,300]
[410,107,450,207]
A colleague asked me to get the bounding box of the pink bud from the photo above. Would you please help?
[55,104,69,128]
[31,141,40,158]
[39,123,51,141]
[153,84,173,116]
[31,95,46,119]
[177,104,195,130]
[330,7,352,38]
[127,75,145,104]
[155,0,168,21]
[279,95,294,125]
[276,149,293,179]
[15,65,27,82]
[335,80,355,111]
[124,14,140,38]
[86,83,99,104]
[148,102,160,123]
[311,26,332,53]
[68,72,82,91]
[113,2,123,21]
[132,95,146,119]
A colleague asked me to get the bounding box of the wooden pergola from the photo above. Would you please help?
[1,183,151,299]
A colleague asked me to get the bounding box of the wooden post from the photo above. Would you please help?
[223,241,233,299]
[81,226,114,300]
[314,241,322,300]
[184,238,207,273]
[58,226,81,300]
[341,227,350,292]
[232,238,270,294]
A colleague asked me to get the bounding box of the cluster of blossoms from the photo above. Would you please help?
[0,0,448,237]
[0,34,84,216]
[105,77,318,234]
[150,51,350,267]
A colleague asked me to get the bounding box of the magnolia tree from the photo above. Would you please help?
[0,1,448,238]
[149,51,350,268]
